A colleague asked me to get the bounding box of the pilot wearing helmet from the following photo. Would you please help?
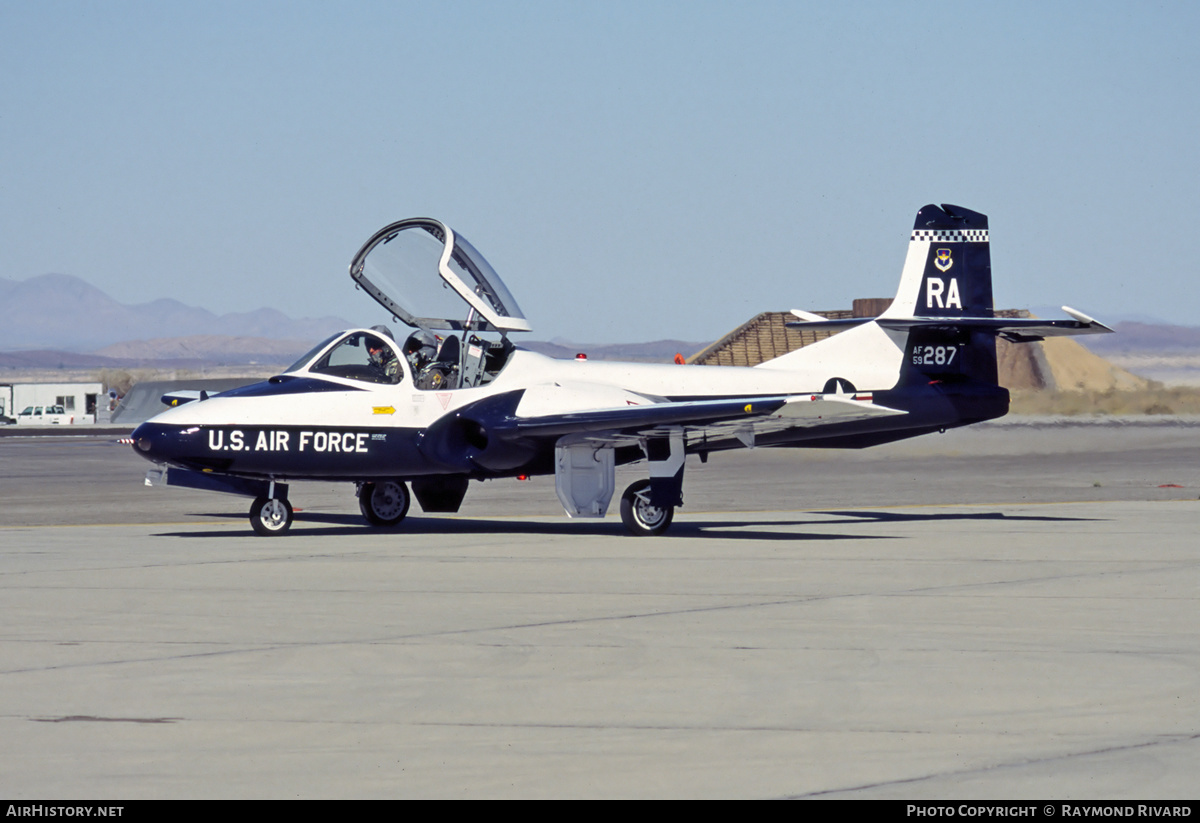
[403,330,438,374]
[365,336,400,384]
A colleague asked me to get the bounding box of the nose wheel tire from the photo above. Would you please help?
[620,479,674,536]
[359,480,411,527]
[250,496,293,536]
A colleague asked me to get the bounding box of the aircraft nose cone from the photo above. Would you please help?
[129,422,166,461]
[128,422,213,468]
[130,424,156,458]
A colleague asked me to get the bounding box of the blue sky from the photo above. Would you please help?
[3,0,1198,344]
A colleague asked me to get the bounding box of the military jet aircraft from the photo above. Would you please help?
[129,204,1111,536]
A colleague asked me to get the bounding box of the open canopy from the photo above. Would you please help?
[349,218,531,333]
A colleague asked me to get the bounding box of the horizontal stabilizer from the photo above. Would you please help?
[788,310,1113,342]
[785,315,873,331]
[875,312,1113,342]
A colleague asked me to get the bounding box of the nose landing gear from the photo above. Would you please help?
[249,480,292,536]
[250,495,293,536]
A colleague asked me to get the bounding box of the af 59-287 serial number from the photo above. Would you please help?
[912,345,961,366]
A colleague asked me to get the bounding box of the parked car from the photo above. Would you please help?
[16,405,73,425]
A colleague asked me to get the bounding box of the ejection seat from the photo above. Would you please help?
[417,335,460,391]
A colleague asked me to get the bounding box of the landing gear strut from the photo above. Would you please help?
[250,495,293,536]
[619,478,674,536]
[358,480,411,527]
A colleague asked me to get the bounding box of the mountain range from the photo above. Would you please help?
[0,273,709,368]
[0,273,353,354]
[1076,322,1200,354]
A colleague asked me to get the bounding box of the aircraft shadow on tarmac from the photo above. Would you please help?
[156,514,881,542]
[153,508,1099,542]
[815,509,1098,523]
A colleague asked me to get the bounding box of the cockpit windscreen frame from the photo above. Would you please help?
[349,218,531,334]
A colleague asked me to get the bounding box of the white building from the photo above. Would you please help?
[0,382,105,425]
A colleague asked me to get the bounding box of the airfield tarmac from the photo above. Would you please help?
[1,420,1198,798]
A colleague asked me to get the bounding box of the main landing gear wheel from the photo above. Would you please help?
[620,479,674,537]
[359,480,411,527]
[250,496,293,536]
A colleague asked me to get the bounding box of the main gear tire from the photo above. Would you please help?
[619,479,674,536]
[359,480,411,527]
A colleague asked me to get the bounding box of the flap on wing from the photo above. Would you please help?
[513,393,904,440]
[775,393,905,422]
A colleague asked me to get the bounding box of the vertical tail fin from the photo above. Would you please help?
[882,203,993,320]
[882,204,998,385]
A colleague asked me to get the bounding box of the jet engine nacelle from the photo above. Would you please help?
[417,391,535,473]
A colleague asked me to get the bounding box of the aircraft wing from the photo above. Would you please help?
[513,393,905,443]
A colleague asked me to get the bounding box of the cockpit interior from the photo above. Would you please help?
[287,218,528,390]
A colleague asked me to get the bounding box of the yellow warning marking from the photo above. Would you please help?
[744,404,753,413]
[372,406,396,415]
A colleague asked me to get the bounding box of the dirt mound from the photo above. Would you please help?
[998,337,1149,392]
